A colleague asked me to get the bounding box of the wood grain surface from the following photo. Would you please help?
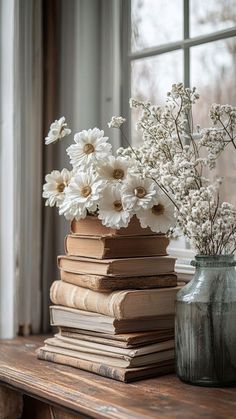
[0,336,236,419]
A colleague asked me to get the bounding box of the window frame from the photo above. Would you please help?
[122,0,236,137]
[120,0,236,278]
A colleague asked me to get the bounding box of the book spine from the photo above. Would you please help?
[37,349,126,382]
[60,271,104,291]
[50,281,125,318]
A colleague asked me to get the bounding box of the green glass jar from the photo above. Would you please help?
[175,255,236,386]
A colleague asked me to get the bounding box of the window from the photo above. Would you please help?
[121,0,236,277]
[122,0,236,144]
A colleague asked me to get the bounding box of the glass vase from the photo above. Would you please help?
[175,254,236,386]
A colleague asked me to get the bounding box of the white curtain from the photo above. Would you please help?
[0,0,121,337]
[0,0,16,338]
[0,0,43,338]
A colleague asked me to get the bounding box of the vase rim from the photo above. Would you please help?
[195,254,234,259]
[192,254,236,267]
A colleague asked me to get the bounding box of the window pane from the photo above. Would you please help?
[131,51,183,145]
[191,38,236,204]
[191,38,236,127]
[131,0,183,52]
[190,0,236,37]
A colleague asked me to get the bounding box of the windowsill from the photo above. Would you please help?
[169,247,195,282]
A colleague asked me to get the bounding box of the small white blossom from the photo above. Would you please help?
[42,169,72,207]
[67,128,112,169]
[45,117,71,145]
[108,116,126,128]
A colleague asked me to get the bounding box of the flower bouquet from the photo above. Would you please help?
[116,83,236,387]
[43,120,175,234]
[43,83,236,386]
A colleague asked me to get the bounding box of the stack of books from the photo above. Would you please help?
[37,215,181,382]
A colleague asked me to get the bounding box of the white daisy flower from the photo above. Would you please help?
[66,128,112,169]
[45,116,71,145]
[59,171,103,220]
[97,156,131,183]
[98,185,132,229]
[121,176,157,211]
[42,168,72,207]
[58,200,87,221]
[136,193,175,233]
[108,116,126,128]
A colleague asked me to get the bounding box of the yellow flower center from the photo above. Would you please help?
[134,186,146,198]
[113,200,123,212]
[152,204,165,216]
[81,185,92,197]
[113,168,124,180]
[56,182,66,193]
[83,143,95,154]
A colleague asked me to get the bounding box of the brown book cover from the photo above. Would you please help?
[50,306,175,334]
[42,337,174,368]
[52,334,175,359]
[59,327,174,348]
[50,281,182,319]
[37,348,174,382]
[64,234,169,259]
[60,270,177,292]
[71,215,155,237]
[57,255,176,277]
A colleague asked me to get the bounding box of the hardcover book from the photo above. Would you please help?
[59,327,174,348]
[53,334,175,358]
[50,306,175,334]
[64,234,169,259]
[37,348,174,382]
[57,255,176,277]
[60,270,177,292]
[42,336,174,368]
[50,281,182,319]
[70,215,155,237]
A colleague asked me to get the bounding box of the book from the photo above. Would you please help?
[42,337,174,368]
[50,306,175,334]
[60,270,177,292]
[57,255,176,277]
[70,215,155,237]
[50,281,182,319]
[64,234,169,259]
[53,334,175,358]
[37,348,174,382]
[59,327,174,348]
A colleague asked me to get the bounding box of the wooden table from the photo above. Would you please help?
[0,336,236,419]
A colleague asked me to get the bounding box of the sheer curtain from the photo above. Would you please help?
[0,0,121,337]
[42,0,121,331]
[0,0,43,338]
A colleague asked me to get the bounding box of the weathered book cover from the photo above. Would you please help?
[37,347,174,382]
[43,338,174,368]
[53,334,175,358]
[57,255,176,277]
[50,306,175,334]
[64,234,169,259]
[60,270,177,292]
[59,327,174,348]
[50,281,182,319]
[71,215,155,237]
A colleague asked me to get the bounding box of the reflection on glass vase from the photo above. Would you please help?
[175,255,236,386]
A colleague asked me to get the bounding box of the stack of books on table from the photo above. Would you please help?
[37,215,181,382]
